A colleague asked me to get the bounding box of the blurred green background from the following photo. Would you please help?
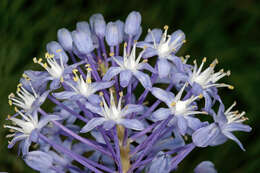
[0,0,259,172]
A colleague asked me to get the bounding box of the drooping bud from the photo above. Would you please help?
[72,30,95,54]
[89,13,106,37]
[105,22,120,46]
[57,28,73,51]
[124,11,141,36]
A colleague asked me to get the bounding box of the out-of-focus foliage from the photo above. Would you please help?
[0,0,259,172]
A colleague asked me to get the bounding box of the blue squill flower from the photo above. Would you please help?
[151,84,207,135]
[80,90,144,132]
[192,102,251,151]
[53,68,114,105]
[138,26,186,78]
[103,42,154,88]
[194,161,217,173]
[4,110,60,155]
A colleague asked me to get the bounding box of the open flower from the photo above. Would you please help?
[138,26,186,78]
[80,90,144,132]
[8,78,50,114]
[53,67,114,105]
[4,110,60,155]
[192,102,252,151]
[151,83,206,135]
[33,42,84,90]
[103,42,153,88]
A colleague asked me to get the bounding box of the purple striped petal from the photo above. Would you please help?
[81,117,107,133]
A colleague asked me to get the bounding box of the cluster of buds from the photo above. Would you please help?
[5,11,251,173]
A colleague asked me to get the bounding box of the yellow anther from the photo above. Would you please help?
[7,115,11,119]
[45,52,50,58]
[170,101,176,107]
[198,94,203,99]
[87,67,92,71]
[193,60,197,64]
[134,40,137,43]
[164,25,169,30]
[182,39,186,43]
[119,91,123,97]
[227,70,231,76]
[33,57,38,63]
[8,93,15,99]
[181,57,185,62]
[17,83,22,88]
[8,100,12,106]
[60,77,64,83]
[172,48,176,51]
[100,102,104,107]
[202,57,207,63]
[143,45,147,49]
[85,64,90,67]
[38,58,43,63]
[14,107,18,112]
[43,63,48,68]
[228,85,234,90]
[202,111,208,115]
[50,54,54,58]
[109,52,115,57]
[185,55,190,58]
[124,42,127,48]
[17,87,21,93]
[99,92,104,96]
[142,59,148,63]
[72,69,78,74]
[56,49,62,53]
[73,76,78,82]
[86,77,91,84]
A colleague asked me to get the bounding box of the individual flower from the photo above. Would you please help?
[188,58,233,110]
[138,26,186,78]
[151,83,207,135]
[103,42,154,88]
[192,102,252,151]
[33,42,85,89]
[80,90,144,132]
[4,110,60,155]
[194,161,217,173]
[53,67,114,105]
[124,11,142,36]
[8,78,50,114]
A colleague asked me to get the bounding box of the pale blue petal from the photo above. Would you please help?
[192,123,220,147]
[151,87,175,106]
[81,118,107,133]
[121,104,144,117]
[91,81,115,93]
[103,67,122,81]
[52,91,77,100]
[223,122,252,132]
[177,116,188,135]
[84,102,103,116]
[133,70,152,89]
[25,151,53,171]
[102,120,116,130]
[194,161,217,173]
[222,130,246,151]
[144,28,162,43]
[120,70,133,88]
[38,115,61,129]
[119,119,144,131]
[157,59,172,78]
[151,108,171,121]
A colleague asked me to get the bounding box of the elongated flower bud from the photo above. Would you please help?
[72,30,94,54]
[57,28,73,51]
[105,22,120,46]
[89,13,106,37]
[124,11,141,36]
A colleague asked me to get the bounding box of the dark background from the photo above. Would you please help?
[0,0,259,172]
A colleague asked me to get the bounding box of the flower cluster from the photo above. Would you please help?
[5,11,251,173]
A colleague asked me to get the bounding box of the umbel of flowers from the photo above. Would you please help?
[5,11,251,173]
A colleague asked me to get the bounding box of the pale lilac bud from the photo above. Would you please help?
[105,22,120,46]
[76,21,91,36]
[124,11,141,36]
[89,13,106,37]
[72,30,94,54]
[57,28,73,51]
